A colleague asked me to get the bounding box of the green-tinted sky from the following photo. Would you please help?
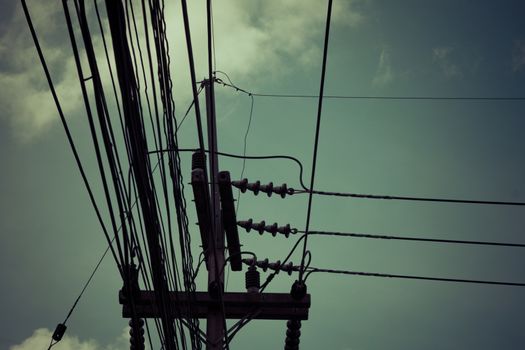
[2,1,525,349]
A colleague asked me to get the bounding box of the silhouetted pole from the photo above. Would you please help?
[204,79,225,350]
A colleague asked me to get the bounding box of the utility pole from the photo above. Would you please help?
[120,78,311,349]
[204,78,225,350]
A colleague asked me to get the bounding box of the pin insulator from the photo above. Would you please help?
[268,260,281,273]
[252,220,266,234]
[52,323,67,342]
[284,319,302,350]
[129,318,145,350]
[278,224,292,237]
[247,180,261,195]
[238,219,295,238]
[279,261,296,275]
[232,178,248,193]
[258,258,270,271]
[245,265,261,293]
[265,222,278,236]
[237,219,253,232]
[273,183,288,198]
[260,182,274,197]
[191,151,206,170]
[290,280,307,300]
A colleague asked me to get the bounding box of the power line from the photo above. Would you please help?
[304,267,525,287]
[299,0,333,282]
[180,0,206,153]
[252,93,525,101]
[21,0,122,274]
[149,147,525,207]
[214,72,525,102]
[301,230,525,248]
[300,189,525,206]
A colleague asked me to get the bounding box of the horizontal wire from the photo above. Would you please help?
[252,93,525,101]
[301,230,525,248]
[305,267,525,287]
[149,147,525,207]
[301,189,525,206]
[215,77,525,101]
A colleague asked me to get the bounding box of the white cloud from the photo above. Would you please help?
[372,47,393,86]
[432,46,462,78]
[512,40,525,72]
[0,0,366,140]
[9,327,133,350]
[0,1,82,142]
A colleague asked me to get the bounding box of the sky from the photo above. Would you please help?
[1,0,525,349]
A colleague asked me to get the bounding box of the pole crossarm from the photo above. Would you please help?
[120,290,311,320]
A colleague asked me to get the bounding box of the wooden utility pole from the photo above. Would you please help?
[204,79,226,350]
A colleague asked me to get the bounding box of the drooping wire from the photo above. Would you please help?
[214,71,256,213]
[299,0,333,282]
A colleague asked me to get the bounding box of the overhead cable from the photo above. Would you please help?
[216,79,525,101]
[301,189,525,206]
[21,0,122,273]
[305,267,525,287]
[299,0,334,282]
[302,230,525,248]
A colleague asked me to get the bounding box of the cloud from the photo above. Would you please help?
[432,46,462,78]
[512,40,525,72]
[9,328,132,350]
[0,1,82,142]
[0,1,366,140]
[372,47,393,86]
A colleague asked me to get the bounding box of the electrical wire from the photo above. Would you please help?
[180,0,206,152]
[214,71,525,101]
[177,84,204,131]
[299,0,333,282]
[301,230,525,248]
[62,237,114,325]
[304,267,525,287]
[21,0,122,274]
[150,146,525,207]
[252,94,525,101]
[299,189,525,206]
[237,93,255,212]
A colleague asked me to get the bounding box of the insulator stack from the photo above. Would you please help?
[191,151,207,170]
[245,265,261,293]
[242,258,299,276]
[231,178,294,198]
[129,318,145,350]
[284,319,302,350]
[238,219,295,237]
